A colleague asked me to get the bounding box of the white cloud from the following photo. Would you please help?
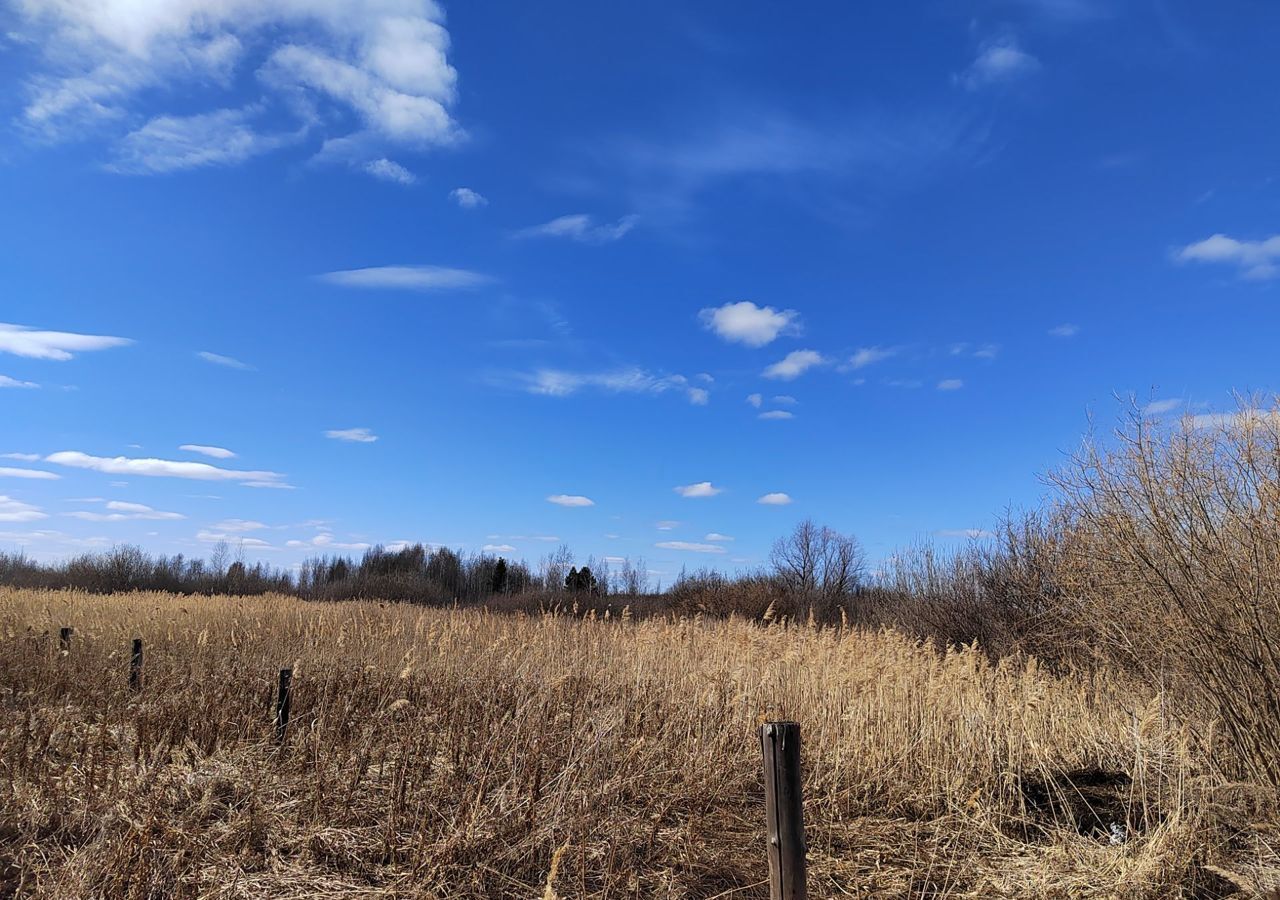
[957,37,1041,90]
[1,453,41,461]
[1142,398,1183,415]
[319,265,492,291]
[0,496,47,523]
[45,450,285,484]
[704,532,734,542]
[937,379,964,391]
[0,323,131,360]
[746,393,763,408]
[772,395,797,405]
[482,543,516,553]
[0,376,40,389]
[758,410,794,420]
[202,530,274,548]
[936,528,995,539]
[0,467,60,480]
[515,367,705,405]
[14,0,461,166]
[68,500,184,521]
[655,541,727,554]
[515,213,637,243]
[325,427,378,443]
[763,349,824,381]
[757,492,793,506]
[450,187,487,208]
[242,480,296,490]
[655,520,680,531]
[109,107,297,174]
[213,518,267,532]
[547,494,594,507]
[1048,324,1080,338]
[364,158,416,185]
[1176,233,1280,280]
[699,301,800,348]
[197,351,254,370]
[180,444,236,459]
[674,481,722,498]
[849,346,895,369]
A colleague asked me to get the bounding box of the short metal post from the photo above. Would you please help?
[129,638,143,691]
[275,668,292,743]
[59,627,72,650]
[760,721,807,900]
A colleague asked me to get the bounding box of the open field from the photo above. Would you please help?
[3,588,1277,898]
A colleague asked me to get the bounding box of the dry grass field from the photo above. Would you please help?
[3,588,1277,898]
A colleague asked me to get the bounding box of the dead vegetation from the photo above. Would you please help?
[0,588,1275,899]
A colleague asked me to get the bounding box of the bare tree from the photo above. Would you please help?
[769,519,865,601]
[540,544,574,592]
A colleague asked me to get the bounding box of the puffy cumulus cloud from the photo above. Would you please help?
[674,481,722,498]
[14,0,462,168]
[1176,233,1280,280]
[0,323,131,360]
[746,393,763,408]
[757,492,793,505]
[762,350,824,381]
[364,158,416,184]
[449,187,487,208]
[700,301,800,348]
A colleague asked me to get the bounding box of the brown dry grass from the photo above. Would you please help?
[0,588,1275,898]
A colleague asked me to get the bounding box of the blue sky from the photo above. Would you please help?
[1,0,1278,580]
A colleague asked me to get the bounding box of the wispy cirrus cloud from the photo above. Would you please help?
[0,496,47,523]
[180,444,237,459]
[700,301,800,348]
[514,213,638,243]
[0,323,131,360]
[68,500,184,521]
[956,37,1041,91]
[325,428,378,443]
[547,494,594,507]
[45,450,286,486]
[0,376,40,388]
[197,351,254,370]
[512,367,708,405]
[0,466,60,480]
[655,540,726,554]
[319,265,493,291]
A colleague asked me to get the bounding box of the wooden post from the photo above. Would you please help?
[129,638,143,691]
[760,721,807,900]
[59,627,73,650]
[275,668,292,743]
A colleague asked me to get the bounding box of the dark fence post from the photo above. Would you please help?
[760,721,807,900]
[275,669,292,743]
[129,638,143,691]
[59,627,72,650]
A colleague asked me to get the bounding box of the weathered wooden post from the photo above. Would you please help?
[275,668,292,743]
[760,721,807,900]
[129,638,143,691]
[59,627,72,650]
